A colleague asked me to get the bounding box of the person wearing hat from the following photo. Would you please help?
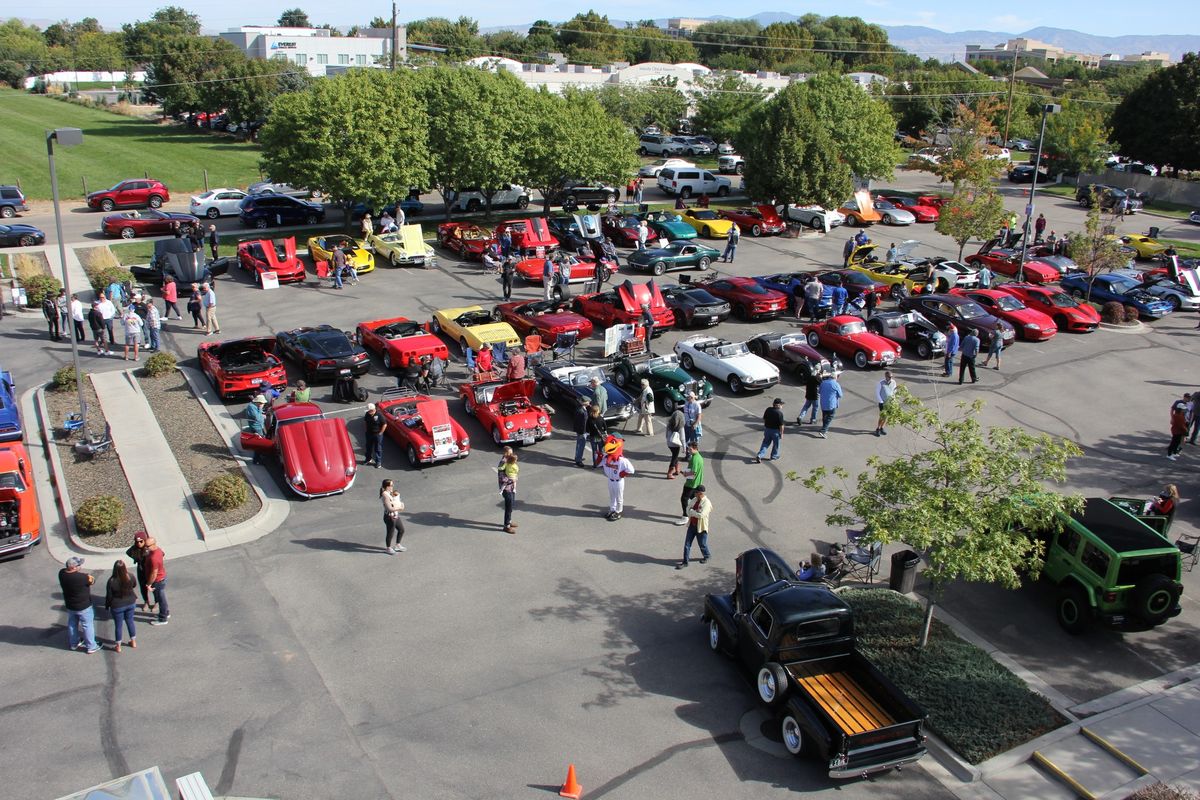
[635,378,655,436]
[589,376,608,416]
[675,485,713,569]
[601,437,635,521]
[59,557,100,653]
[246,394,268,463]
[364,403,386,468]
[753,398,786,463]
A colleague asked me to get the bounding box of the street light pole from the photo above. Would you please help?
[1017,103,1060,283]
[46,127,88,431]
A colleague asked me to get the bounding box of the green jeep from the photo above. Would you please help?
[1043,497,1183,634]
[610,352,713,414]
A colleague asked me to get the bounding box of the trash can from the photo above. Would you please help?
[1148,226,1160,239]
[889,550,921,593]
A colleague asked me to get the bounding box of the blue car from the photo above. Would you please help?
[1059,273,1174,319]
[533,360,635,425]
[754,272,832,313]
[0,370,21,442]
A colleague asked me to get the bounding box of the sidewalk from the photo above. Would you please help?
[33,243,95,303]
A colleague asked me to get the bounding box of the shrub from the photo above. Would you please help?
[1127,784,1200,800]
[842,589,1066,764]
[75,495,124,535]
[52,365,81,392]
[142,351,177,378]
[21,273,62,306]
[202,472,249,511]
[1101,301,1126,324]
[88,265,134,292]
[1124,305,1142,322]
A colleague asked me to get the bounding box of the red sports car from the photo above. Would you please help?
[952,289,1057,341]
[491,299,595,340]
[438,222,492,260]
[239,401,357,498]
[198,336,289,399]
[995,283,1100,332]
[573,280,675,332]
[0,441,40,557]
[377,389,471,467]
[965,240,1061,284]
[717,205,787,236]
[876,194,939,222]
[600,215,642,247]
[101,209,199,239]
[694,276,789,320]
[237,237,305,285]
[459,378,553,446]
[515,254,615,285]
[490,217,560,255]
[357,316,449,370]
[803,315,901,368]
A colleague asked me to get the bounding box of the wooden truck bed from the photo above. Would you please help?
[788,662,896,735]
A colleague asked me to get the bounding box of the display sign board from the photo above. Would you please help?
[603,323,637,357]
[260,271,279,290]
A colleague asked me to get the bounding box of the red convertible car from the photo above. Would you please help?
[952,289,1057,341]
[965,239,1061,284]
[198,336,289,399]
[514,254,615,285]
[240,402,357,498]
[600,215,642,247]
[0,441,40,557]
[377,388,471,467]
[101,209,200,239]
[491,299,595,340]
[694,276,789,320]
[237,237,305,285]
[717,205,787,236]
[573,280,675,333]
[357,316,449,370]
[994,284,1100,332]
[459,378,553,446]
[803,315,901,368]
[876,195,939,222]
[438,222,492,260]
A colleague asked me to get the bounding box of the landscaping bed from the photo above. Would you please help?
[137,368,260,529]
[841,588,1066,764]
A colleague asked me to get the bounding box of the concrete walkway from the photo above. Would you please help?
[29,243,95,303]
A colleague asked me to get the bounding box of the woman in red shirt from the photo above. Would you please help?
[1150,484,1179,516]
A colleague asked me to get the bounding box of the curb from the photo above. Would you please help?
[1070,665,1200,718]
[1098,320,1147,333]
[924,729,980,783]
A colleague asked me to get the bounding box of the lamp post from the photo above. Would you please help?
[1017,103,1061,283]
[46,127,88,431]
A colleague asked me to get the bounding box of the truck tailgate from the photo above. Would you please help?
[787,662,896,735]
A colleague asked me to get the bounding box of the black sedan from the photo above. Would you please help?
[533,359,635,424]
[275,325,370,382]
[660,284,731,328]
[558,182,619,208]
[0,223,46,247]
[1007,164,1048,184]
[865,310,947,359]
[898,294,1016,348]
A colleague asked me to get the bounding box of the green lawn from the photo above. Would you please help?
[0,90,264,201]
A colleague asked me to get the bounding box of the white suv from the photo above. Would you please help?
[451,184,530,213]
[639,135,686,156]
[657,168,731,199]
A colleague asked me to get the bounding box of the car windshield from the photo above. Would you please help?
[645,355,677,369]
[838,321,867,335]
[779,333,805,347]
[716,343,748,357]
[379,321,421,338]
[742,283,768,295]
[690,210,719,220]
[457,311,492,326]
[378,233,403,244]
[955,302,988,320]
[0,470,26,491]
[1047,292,1078,308]
[874,200,896,210]
[995,295,1024,311]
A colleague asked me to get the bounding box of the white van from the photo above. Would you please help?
[656,168,732,199]
[451,184,530,213]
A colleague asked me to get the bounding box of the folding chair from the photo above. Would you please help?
[552,331,579,362]
[842,541,882,584]
[1177,533,1199,573]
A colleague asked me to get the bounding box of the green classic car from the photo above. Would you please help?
[610,352,713,414]
[643,211,698,242]
[626,240,721,277]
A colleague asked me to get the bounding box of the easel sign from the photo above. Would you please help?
[260,271,280,290]
[603,323,637,357]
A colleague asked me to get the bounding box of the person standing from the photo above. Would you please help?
[942,324,959,377]
[1168,394,1191,460]
[875,370,897,436]
[88,300,106,355]
[126,533,152,612]
[56,289,70,338]
[186,284,203,328]
[161,277,180,320]
[363,403,385,468]
[290,380,311,403]
[980,329,1004,370]
[542,256,555,302]
[69,294,86,342]
[586,404,608,467]
[864,285,878,318]
[634,178,644,206]
[636,220,649,251]
[105,560,138,652]
[831,283,848,317]
[207,224,219,260]
[1188,393,1200,445]
[675,441,705,525]
[41,293,61,341]
[499,452,519,533]
[505,350,526,382]
[380,479,407,553]
[244,394,267,462]
[572,396,590,467]
[842,236,855,267]
[818,373,843,439]
[360,213,373,240]
[665,407,685,478]
[636,379,655,436]
[721,223,740,263]
[500,256,515,300]
[601,442,635,521]
[59,557,99,654]
[1034,213,1047,241]
[393,203,406,228]
[753,398,786,463]
[201,283,220,335]
[958,329,980,384]
[640,303,655,348]
[331,243,347,290]
[498,229,513,258]
[798,370,820,425]
[977,264,993,289]
[145,300,161,352]
[121,305,144,361]
[590,376,608,416]
[683,392,702,445]
[804,277,823,322]
[143,537,169,625]
[97,294,118,345]
[675,485,712,569]
[885,242,897,264]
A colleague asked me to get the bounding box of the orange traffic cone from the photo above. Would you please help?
[559,764,582,799]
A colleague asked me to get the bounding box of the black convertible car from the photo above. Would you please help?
[533,359,635,424]
[660,284,731,328]
[0,223,45,248]
[275,325,370,382]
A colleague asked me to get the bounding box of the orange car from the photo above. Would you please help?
[0,442,40,557]
[839,189,882,227]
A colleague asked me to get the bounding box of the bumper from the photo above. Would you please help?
[830,749,927,780]
[288,475,355,499]
[1066,320,1099,333]
[741,376,780,390]
[218,376,288,399]
[501,427,551,445]
[602,405,634,423]
[749,309,785,320]
[1023,327,1057,341]
[1100,603,1182,627]
[0,531,40,556]
[312,361,370,380]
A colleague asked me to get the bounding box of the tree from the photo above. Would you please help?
[44,18,103,48]
[620,23,697,64]
[0,19,53,76]
[690,72,767,144]
[74,32,127,73]
[933,100,1006,190]
[0,60,26,89]
[799,389,1082,646]
[122,7,201,62]
[277,9,311,28]
[1110,56,1200,173]
[259,69,431,224]
[144,36,244,116]
[368,17,390,29]
[580,81,687,134]
[690,20,764,67]
[406,17,482,59]
[934,187,1007,260]
[1044,93,1111,176]
[1068,197,1129,303]
[205,57,309,125]
[556,12,623,62]
[782,73,901,180]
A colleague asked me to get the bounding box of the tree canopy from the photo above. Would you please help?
[277,9,311,28]
[1110,53,1200,173]
[577,80,688,134]
[935,187,1007,260]
[690,72,767,144]
[1044,92,1112,175]
[933,101,1007,190]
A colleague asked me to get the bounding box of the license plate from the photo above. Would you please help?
[519,436,534,445]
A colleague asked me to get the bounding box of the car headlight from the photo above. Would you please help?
[420,444,432,453]
[505,421,514,430]
[345,465,356,476]
[460,437,470,447]
[538,416,547,424]
[1024,322,1039,329]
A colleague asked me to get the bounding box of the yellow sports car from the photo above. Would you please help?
[306,234,375,273]
[847,245,924,293]
[680,208,736,238]
[366,224,438,268]
[430,305,521,353]
[1108,234,1168,260]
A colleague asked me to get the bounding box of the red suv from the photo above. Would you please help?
[86,179,171,212]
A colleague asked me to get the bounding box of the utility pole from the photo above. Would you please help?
[390,2,398,71]
[1001,43,1021,145]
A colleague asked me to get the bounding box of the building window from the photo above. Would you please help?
[273,53,287,61]
[338,54,350,65]
[293,54,307,65]
[356,54,367,66]
[316,54,328,65]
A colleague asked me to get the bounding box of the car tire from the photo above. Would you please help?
[383,351,393,370]
[613,370,628,388]
[599,267,612,282]
[680,353,694,370]
[605,192,616,204]
[100,199,115,212]
[844,215,857,227]
[391,252,401,267]
[697,257,711,270]
[492,427,504,446]
[727,374,743,393]
[148,195,163,209]
[206,207,220,219]
[916,340,932,359]
[1131,574,1180,625]
[708,619,726,654]
[889,284,905,301]
[305,214,318,225]
[541,383,553,401]
[1166,295,1182,311]
[716,186,729,197]
[564,195,576,207]
[406,445,420,468]
[0,206,13,218]
[120,227,136,239]
[806,331,821,347]
[463,396,474,415]
[255,219,268,230]
[750,225,762,237]
[652,262,666,276]
[734,164,743,175]
[680,187,693,199]
[638,147,648,156]
[517,196,529,209]
[18,235,36,247]
[854,350,868,369]
[808,217,822,229]
[757,662,788,705]
[459,338,469,354]
[1056,584,1090,634]
[883,214,894,225]
[661,395,676,414]
[781,713,807,757]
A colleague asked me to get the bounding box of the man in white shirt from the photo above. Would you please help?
[202,283,219,335]
[69,294,85,342]
[875,370,897,437]
[96,296,117,345]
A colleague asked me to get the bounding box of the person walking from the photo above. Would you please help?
[590,376,608,416]
[958,329,980,384]
[721,224,740,263]
[1168,394,1191,460]
[380,479,407,553]
[1188,392,1200,445]
[942,323,959,377]
[753,398,786,462]
[207,224,219,260]
[818,373,843,439]
[586,404,608,467]
[675,440,705,525]
[500,256,515,300]
[980,329,1004,370]
[601,441,635,521]
[683,392,702,445]
[572,396,590,467]
[145,300,161,352]
[875,370,897,436]
[665,407,685,478]
[161,277,180,320]
[1034,213,1047,241]
[41,293,61,340]
[675,485,713,569]
[363,403,385,468]
[105,560,138,652]
[87,300,106,355]
[59,557,99,654]
[121,305,144,361]
[201,283,220,335]
[798,370,820,425]
[636,379,655,435]
[977,264,993,289]
[143,537,169,625]
[499,452,519,533]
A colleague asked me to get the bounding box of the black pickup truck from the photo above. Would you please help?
[703,547,927,779]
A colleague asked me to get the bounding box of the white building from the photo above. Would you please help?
[219,26,406,77]
[23,70,147,90]
[466,58,805,96]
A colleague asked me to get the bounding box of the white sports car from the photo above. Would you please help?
[673,335,779,394]
[778,204,845,230]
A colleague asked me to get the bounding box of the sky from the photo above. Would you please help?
[15,1,1199,39]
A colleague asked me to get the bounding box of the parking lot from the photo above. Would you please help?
[2,170,1199,798]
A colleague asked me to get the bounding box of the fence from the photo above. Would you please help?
[1078,170,1200,206]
